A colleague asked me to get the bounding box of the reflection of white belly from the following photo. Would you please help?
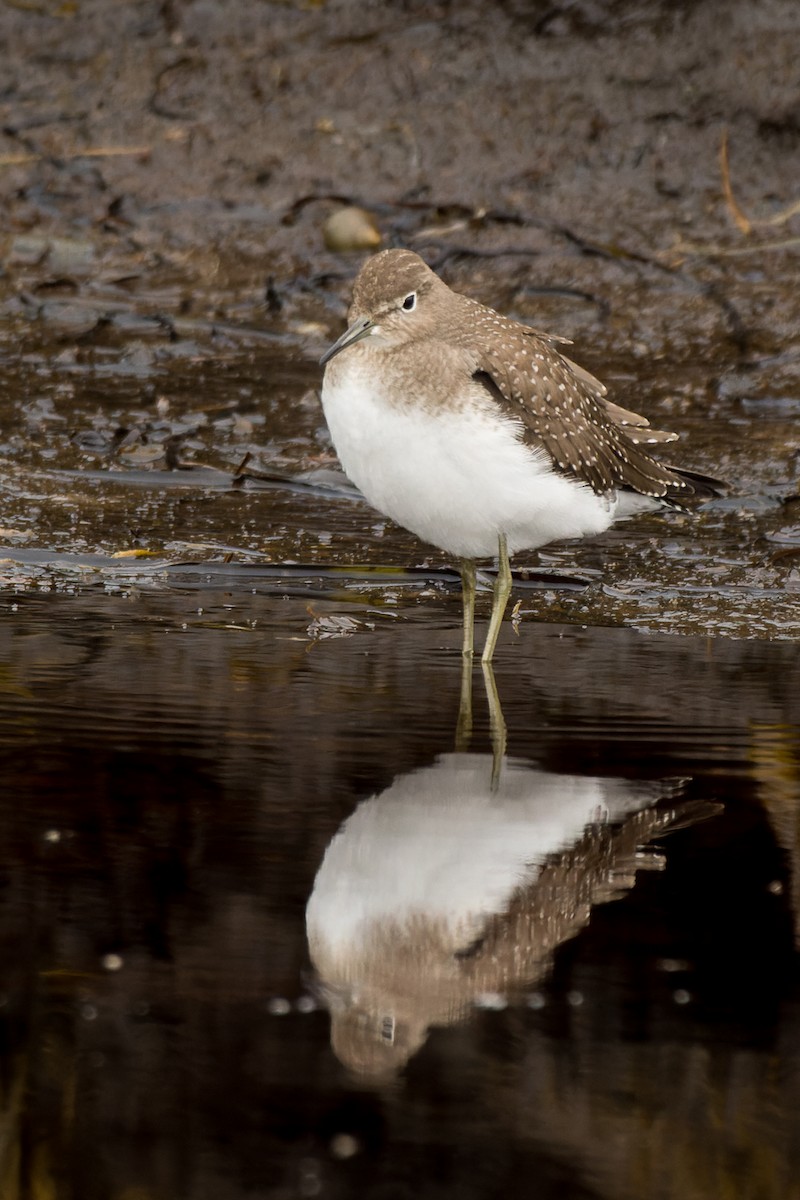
[306,755,662,958]
[321,372,619,559]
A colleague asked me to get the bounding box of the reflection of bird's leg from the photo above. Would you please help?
[459,558,476,658]
[481,533,511,664]
[455,642,474,751]
[481,661,507,790]
[456,559,477,748]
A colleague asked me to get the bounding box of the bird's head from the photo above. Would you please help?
[320,249,445,365]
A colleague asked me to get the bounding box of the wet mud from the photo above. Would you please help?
[1,0,799,635]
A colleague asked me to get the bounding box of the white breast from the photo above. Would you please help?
[321,364,618,559]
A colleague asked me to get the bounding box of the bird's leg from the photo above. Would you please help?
[459,558,476,658]
[481,533,511,664]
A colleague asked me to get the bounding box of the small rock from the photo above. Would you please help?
[323,206,381,252]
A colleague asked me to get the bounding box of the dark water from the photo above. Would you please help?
[1,587,798,1200]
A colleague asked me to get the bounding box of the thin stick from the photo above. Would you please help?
[720,128,752,235]
[668,235,800,261]
[0,146,150,168]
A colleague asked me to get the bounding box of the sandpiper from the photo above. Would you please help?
[319,249,720,662]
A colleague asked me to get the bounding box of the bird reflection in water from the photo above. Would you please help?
[307,666,715,1079]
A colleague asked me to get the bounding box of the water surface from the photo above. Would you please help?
[1,589,798,1199]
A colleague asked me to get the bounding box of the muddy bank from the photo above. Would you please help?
[0,0,798,637]
[2,0,799,339]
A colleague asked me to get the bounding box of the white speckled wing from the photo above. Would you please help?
[452,295,696,499]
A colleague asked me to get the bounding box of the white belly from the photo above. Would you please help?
[321,370,619,559]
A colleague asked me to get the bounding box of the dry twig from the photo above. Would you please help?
[720,128,752,235]
[720,127,800,234]
[0,146,150,168]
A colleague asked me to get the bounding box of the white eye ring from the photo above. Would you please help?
[401,292,417,312]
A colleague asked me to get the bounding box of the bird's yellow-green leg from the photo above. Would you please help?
[481,533,512,664]
[459,558,476,659]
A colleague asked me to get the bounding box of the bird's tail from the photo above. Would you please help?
[666,466,726,502]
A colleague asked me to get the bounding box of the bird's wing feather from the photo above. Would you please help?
[454,299,698,498]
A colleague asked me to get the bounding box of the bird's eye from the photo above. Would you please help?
[401,293,417,312]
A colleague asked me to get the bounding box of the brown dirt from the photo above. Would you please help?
[0,0,798,635]
[2,0,799,326]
